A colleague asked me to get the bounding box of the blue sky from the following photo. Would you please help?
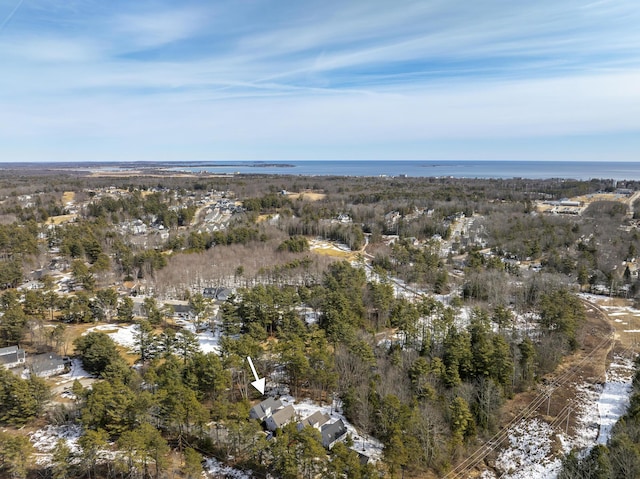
[0,0,639,162]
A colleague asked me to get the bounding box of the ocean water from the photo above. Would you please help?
[171,160,640,181]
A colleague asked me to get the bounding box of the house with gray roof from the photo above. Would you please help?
[28,353,66,378]
[298,411,330,431]
[203,287,233,302]
[249,397,283,421]
[0,346,26,369]
[171,303,194,319]
[265,405,296,432]
[321,419,348,449]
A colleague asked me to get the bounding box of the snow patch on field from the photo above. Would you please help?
[56,358,93,382]
[494,419,563,479]
[571,382,601,450]
[204,458,255,478]
[30,424,83,466]
[107,323,139,349]
[196,328,222,354]
[491,354,636,479]
[596,356,635,445]
[86,321,223,356]
[175,318,223,355]
[85,323,138,350]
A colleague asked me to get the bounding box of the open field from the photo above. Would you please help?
[286,191,326,201]
[590,296,640,351]
[62,322,105,354]
[309,239,360,261]
[535,191,640,215]
[46,213,77,225]
[574,191,640,207]
[61,191,75,204]
[256,214,276,223]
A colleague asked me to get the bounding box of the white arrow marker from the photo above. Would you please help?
[247,356,265,395]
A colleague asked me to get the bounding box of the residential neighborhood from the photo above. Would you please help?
[1,167,640,479]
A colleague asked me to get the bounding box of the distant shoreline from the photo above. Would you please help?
[0,160,638,181]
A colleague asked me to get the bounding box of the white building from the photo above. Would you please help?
[0,346,26,369]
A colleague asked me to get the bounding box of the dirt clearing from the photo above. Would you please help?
[309,239,359,261]
[61,191,75,204]
[286,191,326,201]
[46,214,77,225]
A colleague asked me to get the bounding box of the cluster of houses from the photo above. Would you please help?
[0,345,69,378]
[249,397,348,449]
[384,207,435,230]
[197,200,243,234]
[77,186,243,239]
[123,219,148,236]
[202,286,233,302]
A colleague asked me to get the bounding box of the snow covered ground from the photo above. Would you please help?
[204,458,256,478]
[57,358,93,381]
[362,261,425,303]
[174,318,223,355]
[28,411,251,475]
[492,419,562,479]
[29,424,83,466]
[484,354,636,479]
[85,319,223,356]
[596,356,634,444]
[31,424,82,454]
[85,323,138,351]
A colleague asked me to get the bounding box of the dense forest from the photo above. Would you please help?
[0,168,639,478]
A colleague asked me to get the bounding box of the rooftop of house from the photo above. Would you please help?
[250,397,283,420]
[28,353,65,375]
[299,411,330,430]
[0,345,21,356]
[269,405,296,428]
[172,304,193,314]
[321,419,348,447]
[0,346,26,365]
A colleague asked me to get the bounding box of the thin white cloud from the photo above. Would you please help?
[0,0,639,161]
[0,0,25,33]
[3,70,637,140]
[6,36,101,62]
[234,0,640,82]
[112,7,210,51]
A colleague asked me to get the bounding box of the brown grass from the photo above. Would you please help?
[309,240,359,261]
[498,302,613,429]
[535,191,639,214]
[286,191,326,201]
[47,214,77,225]
[63,322,104,354]
[460,298,616,478]
[61,191,75,203]
[587,296,640,351]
